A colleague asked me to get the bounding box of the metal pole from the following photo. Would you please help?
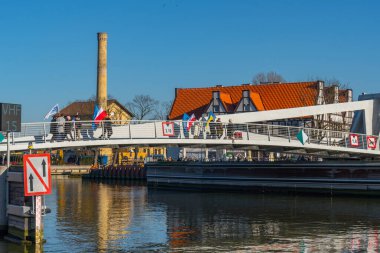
[362,135,365,149]
[287,126,291,142]
[129,123,132,139]
[5,132,10,218]
[345,133,348,148]
[43,123,47,143]
[154,122,157,138]
[246,124,249,140]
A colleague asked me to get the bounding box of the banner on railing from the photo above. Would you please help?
[162,122,175,136]
[349,134,359,147]
[367,136,377,150]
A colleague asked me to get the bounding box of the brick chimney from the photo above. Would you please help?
[97,32,108,109]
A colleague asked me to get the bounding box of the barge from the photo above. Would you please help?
[146,161,380,195]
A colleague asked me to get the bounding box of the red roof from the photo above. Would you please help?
[169,82,319,120]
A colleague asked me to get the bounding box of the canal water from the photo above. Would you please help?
[2,178,380,252]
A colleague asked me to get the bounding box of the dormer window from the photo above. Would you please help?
[212,91,221,113]
[235,90,261,113]
[205,91,229,114]
[242,90,250,112]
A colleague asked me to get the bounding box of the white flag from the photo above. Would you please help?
[44,104,59,119]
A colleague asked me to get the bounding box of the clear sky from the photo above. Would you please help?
[0,0,379,122]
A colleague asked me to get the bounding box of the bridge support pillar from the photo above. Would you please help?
[93,149,100,167]
[204,148,209,161]
[247,150,252,162]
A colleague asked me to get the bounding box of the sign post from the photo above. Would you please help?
[23,154,51,245]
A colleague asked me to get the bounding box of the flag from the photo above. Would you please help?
[44,104,59,119]
[93,105,107,122]
[182,113,190,133]
[92,105,107,129]
[206,111,216,127]
[187,113,196,131]
[296,129,309,145]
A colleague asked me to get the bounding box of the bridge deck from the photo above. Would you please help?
[0,120,379,158]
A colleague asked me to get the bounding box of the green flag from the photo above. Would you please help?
[296,129,308,145]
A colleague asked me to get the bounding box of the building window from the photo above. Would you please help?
[213,105,219,112]
[243,104,250,112]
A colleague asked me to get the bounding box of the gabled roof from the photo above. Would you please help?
[169,82,319,120]
[60,99,133,119]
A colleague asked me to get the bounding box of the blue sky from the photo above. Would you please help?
[0,0,379,122]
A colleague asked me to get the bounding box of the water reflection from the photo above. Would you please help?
[149,190,380,252]
[2,178,380,252]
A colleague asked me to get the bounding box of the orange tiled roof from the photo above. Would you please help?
[169,82,319,120]
[219,92,234,112]
[249,92,264,111]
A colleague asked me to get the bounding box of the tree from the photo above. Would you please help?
[252,71,286,84]
[125,95,158,120]
[153,100,173,120]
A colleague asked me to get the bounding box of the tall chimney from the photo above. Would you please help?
[97,32,108,109]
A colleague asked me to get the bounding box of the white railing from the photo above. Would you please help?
[0,120,378,153]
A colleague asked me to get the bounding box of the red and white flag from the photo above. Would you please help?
[93,105,107,123]
[187,114,196,131]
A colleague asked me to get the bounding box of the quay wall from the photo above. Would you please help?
[84,165,146,180]
[146,161,380,196]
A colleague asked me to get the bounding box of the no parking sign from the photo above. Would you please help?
[367,136,378,150]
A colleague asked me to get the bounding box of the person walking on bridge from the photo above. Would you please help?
[50,114,58,142]
[65,115,74,141]
[56,113,66,142]
[74,114,82,140]
[99,113,113,139]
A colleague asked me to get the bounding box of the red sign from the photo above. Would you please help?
[349,134,360,147]
[367,136,378,150]
[23,154,52,196]
[162,122,175,136]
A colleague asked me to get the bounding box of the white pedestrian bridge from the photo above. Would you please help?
[0,119,379,158]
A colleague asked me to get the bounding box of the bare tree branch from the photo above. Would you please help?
[252,71,286,84]
[125,95,159,120]
[153,100,173,120]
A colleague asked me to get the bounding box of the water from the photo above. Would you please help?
[2,178,380,252]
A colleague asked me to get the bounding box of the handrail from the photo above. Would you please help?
[0,119,378,154]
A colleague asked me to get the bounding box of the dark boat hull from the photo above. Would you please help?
[146,162,380,195]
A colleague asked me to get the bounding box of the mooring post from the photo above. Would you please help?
[35,195,43,244]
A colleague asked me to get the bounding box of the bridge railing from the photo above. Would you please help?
[0,120,377,152]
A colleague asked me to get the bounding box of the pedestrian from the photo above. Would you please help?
[226,119,234,139]
[65,115,74,141]
[56,113,66,142]
[74,114,82,140]
[193,120,200,139]
[100,114,113,139]
[50,114,58,142]
[216,118,223,139]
